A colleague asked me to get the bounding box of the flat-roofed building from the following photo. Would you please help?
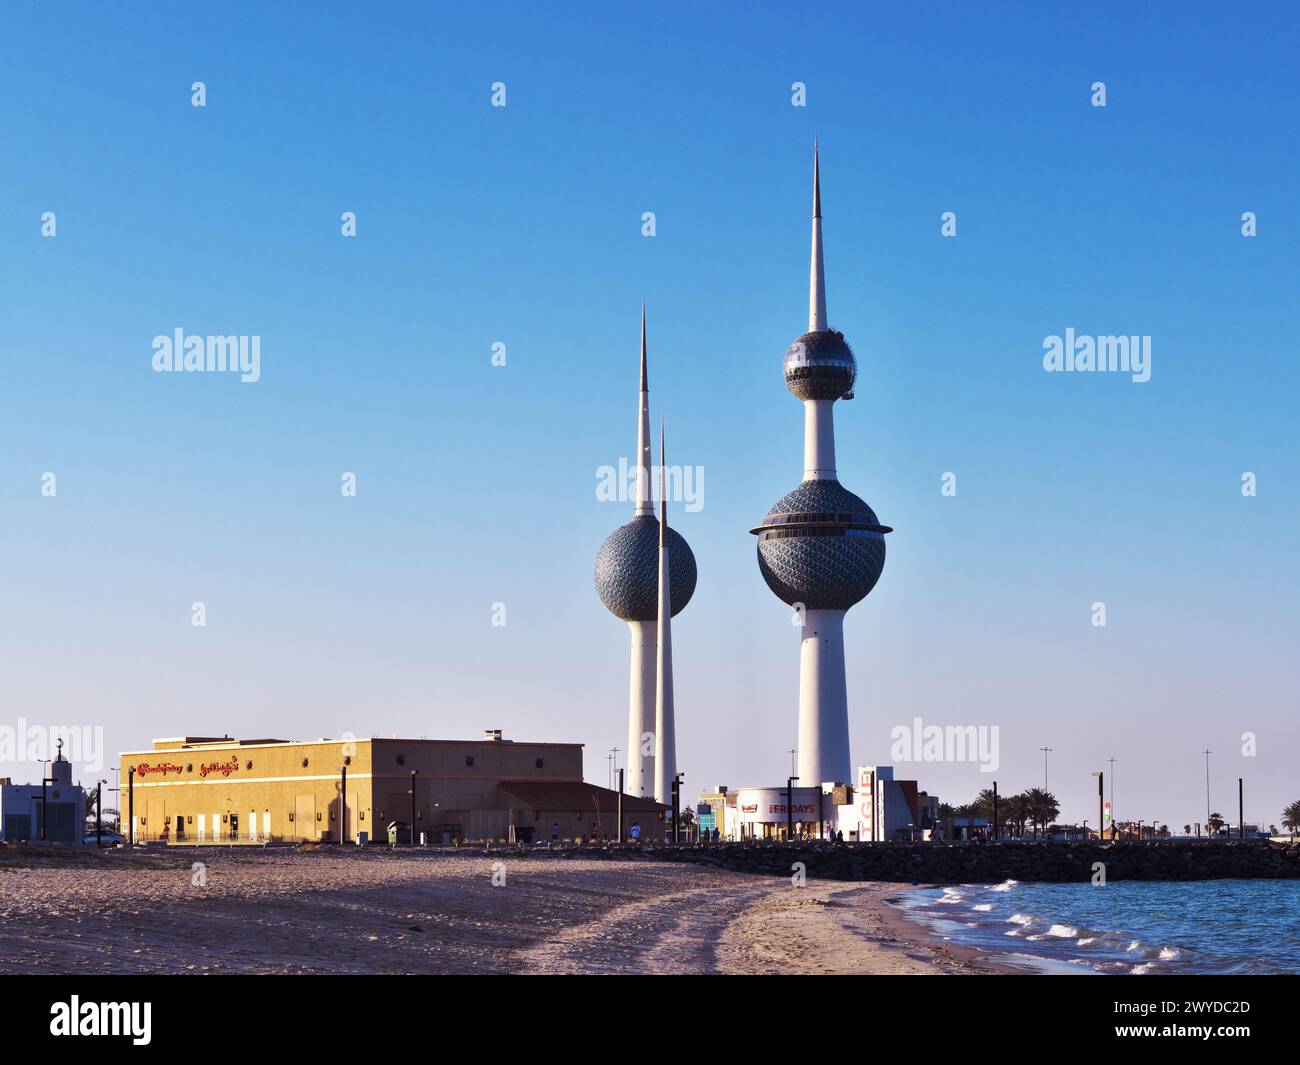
[120,730,667,844]
[0,742,85,842]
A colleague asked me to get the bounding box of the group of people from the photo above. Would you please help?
[551,820,644,845]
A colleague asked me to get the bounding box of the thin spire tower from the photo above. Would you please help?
[653,420,676,804]
[634,302,653,517]
[809,138,827,332]
[595,308,696,800]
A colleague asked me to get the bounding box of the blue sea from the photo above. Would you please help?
[891,879,1300,974]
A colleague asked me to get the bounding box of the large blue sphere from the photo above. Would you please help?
[595,515,697,622]
[784,330,856,401]
[752,480,888,610]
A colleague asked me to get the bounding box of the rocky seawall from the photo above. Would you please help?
[598,840,1300,883]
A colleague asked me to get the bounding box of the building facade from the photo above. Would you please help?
[119,731,667,844]
[0,743,84,842]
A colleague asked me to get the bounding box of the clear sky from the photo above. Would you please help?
[2,3,1296,831]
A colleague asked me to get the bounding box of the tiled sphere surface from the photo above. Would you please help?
[595,516,697,621]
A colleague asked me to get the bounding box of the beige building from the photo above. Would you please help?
[120,730,667,844]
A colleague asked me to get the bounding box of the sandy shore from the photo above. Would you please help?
[0,844,1009,975]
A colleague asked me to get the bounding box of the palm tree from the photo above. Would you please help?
[1183,824,1191,836]
[1004,794,1030,838]
[1207,812,1225,836]
[1025,789,1060,836]
[1282,801,1300,839]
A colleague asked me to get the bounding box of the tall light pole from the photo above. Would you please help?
[1091,771,1103,839]
[339,764,347,845]
[95,779,105,847]
[111,766,121,833]
[786,775,799,842]
[1039,747,1053,790]
[409,769,417,846]
[1202,749,1212,830]
[1107,756,1116,829]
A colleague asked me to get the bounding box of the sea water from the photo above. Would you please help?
[891,879,1300,974]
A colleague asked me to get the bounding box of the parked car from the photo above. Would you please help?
[83,832,125,846]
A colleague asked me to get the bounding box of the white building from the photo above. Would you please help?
[836,765,938,842]
[733,785,836,840]
[0,743,84,842]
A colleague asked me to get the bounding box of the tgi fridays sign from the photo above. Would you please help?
[737,788,819,822]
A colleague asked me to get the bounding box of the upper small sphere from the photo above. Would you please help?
[783,330,856,401]
[595,515,697,622]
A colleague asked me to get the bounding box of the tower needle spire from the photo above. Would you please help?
[654,415,675,804]
[640,301,648,391]
[809,140,827,332]
[633,305,654,517]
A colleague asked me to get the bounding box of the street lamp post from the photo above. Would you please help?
[1091,771,1104,840]
[1203,749,1212,830]
[616,768,624,842]
[671,772,684,844]
[1040,747,1053,790]
[992,780,999,841]
[1239,777,1244,839]
[95,780,105,848]
[339,764,347,845]
[786,776,798,842]
[409,770,417,846]
[1107,756,1116,828]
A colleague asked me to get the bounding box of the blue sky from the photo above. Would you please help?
[1,3,1296,829]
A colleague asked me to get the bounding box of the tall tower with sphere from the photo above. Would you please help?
[595,309,696,797]
[750,145,892,788]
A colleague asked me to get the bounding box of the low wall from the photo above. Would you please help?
[540,839,1300,883]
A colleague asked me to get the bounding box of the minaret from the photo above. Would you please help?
[595,310,696,797]
[653,422,676,804]
[751,144,892,788]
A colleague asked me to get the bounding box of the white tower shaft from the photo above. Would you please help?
[626,620,656,797]
[803,400,836,480]
[800,144,850,787]
[798,608,851,786]
[626,305,657,798]
[653,423,676,804]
